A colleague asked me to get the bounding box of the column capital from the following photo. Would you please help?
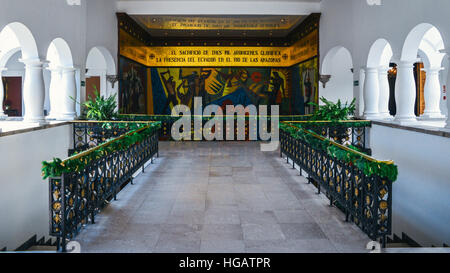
[19,58,48,68]
[378,66,390,73]
[365,67,379,73]
[397,59,417,68]
[60,66,77,73]
[421,67,444,73]
[46,66,63,72]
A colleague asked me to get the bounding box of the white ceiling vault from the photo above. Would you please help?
[116,0,321,15]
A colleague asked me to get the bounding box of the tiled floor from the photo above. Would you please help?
[76,141,371,253]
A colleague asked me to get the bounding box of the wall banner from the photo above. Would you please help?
[119,29,318,68]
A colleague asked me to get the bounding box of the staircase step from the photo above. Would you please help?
[387,243,412,248]
[45,238,54,246]
[384,248,450,253]
[26,245,58,252]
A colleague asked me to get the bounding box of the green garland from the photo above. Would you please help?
[118,114,312,123]
[41,122,161,179]
[280,123,398,182]
[119,114,370,127]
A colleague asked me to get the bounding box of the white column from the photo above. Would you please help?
[378,66,392,119]
[100,71,107,97]
[447,89,450,128]
[357,68,365,118]
[59,67,77,120]
[21,59,46,123]
[106,77,113,98]
[46,67,62,120]
[421,67,445,120]
[0,68,7,119]
[363,67,380,119]
[394,60,417,124]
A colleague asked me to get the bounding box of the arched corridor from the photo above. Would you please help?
[86,46,117,101]
[364,39,393,119]
[0,22,45,123]
[46,38,77,120]
[395,23,446,123]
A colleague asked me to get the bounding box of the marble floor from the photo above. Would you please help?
[76,141,371,253]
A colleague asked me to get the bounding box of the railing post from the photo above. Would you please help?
[61,173,67,253]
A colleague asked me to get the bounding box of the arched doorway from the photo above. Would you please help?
[86,47,117,103]
[0,22,45,122]
[364,39,394,119]
[46,38,77,120]
[396,23,446,123]
[320,47,354,106]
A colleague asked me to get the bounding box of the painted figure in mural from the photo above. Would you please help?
[267,72,285,106]
[178,70,199,109]
[215,69,236,88]
[302,68,315,113]
[124,66,144,113]
[160,70,179,113]
[176,80,191,107]
[198,68,213,105]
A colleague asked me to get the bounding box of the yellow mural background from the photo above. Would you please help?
[120,29,318,67]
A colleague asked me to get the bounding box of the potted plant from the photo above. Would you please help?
[308,97,356,143]
[73,85,118,121]
[72,85,119,145]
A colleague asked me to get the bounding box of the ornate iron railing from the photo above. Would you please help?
[286,120,372,154]
[71,121,154,154]
[49,123,159,252]
[118,114,369,143]
[280,123,392,246]
[120,115,286,141]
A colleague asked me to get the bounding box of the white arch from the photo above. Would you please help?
[364,39,394,119]
[396,23,447,122]
[47,38,74,68]
[46,38,76,120]
[320,46,354,105]
[0,22,39,64]
[367,39,393,68]
[86,46,116,75]
[86,46,117,99]
[401,23,445,65]
[0,22,45,122]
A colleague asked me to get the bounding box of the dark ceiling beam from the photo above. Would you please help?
[117,12,321,47]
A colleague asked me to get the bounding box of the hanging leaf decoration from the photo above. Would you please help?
[42,122,161,179]
[280,123,398,182]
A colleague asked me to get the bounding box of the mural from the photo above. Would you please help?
[148,67,294,115]
[119,58,147,114]
[292,57,319,114]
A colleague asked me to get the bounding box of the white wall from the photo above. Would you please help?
[85,0,118,103]
[116,0,320,15]
[370,124,450,247]
[0,124,72,250]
